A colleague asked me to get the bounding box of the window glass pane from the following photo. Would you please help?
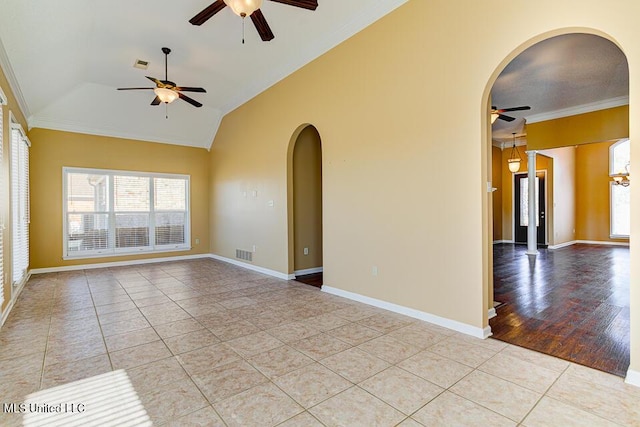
[115,213,150,248]
[611,140,630,175]
[155,178,186,210]
[611,184,630,236]
[519,177,539,227]
[67,173,108,212]
[114,175,149,212]
[155,212,186,245]
[67,213,109,251]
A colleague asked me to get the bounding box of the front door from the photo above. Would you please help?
[514,172,546,246]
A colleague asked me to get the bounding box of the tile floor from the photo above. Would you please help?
[1,259,639,426]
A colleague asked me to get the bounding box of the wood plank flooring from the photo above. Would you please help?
[490,243,630,377]
[294,272,323,288]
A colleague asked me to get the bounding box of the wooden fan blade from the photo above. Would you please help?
[498,114,516,122]
[178,92,203,108]
[117,87,155,90]
[175,86,207,93]
[190,0,226,25]
[146,76,164,86]
[499,106,531,113]
[251,9,274,42]
[151,96,161,106]
[268,0,318,10]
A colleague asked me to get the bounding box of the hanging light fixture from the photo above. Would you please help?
[507,133,522,173]
[612,163,631,186]
[224,0,262,17]
[153,87,179,104]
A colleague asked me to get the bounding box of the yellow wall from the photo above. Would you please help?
[491,146,503,241]
[528,106,628,150]
[28,128,210,269]
[0,63,28,313]
[293,125,323,271]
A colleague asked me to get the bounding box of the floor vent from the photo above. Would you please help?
[236,249,252,262]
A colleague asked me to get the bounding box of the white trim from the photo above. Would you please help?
[0,85,7,106]
[548,240,577,249]
[322,285,491,339]
[30,253,210,275]
[493,240,513,244]
[575,239,629,247]
[526,96,629,124]
[0,38,30,117]
[488,307,497,319]
[625,369,640,388]
[294,267,323,276]
[209,254,294,280]
[1,271,31,328]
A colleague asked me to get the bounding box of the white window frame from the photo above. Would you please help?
[609,139,630,239]
[10,114,30,288]
[0,96,5,307]
[62,167,191,259]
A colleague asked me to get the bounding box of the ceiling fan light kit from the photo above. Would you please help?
[154,87,179,104]
[225,0,263,17]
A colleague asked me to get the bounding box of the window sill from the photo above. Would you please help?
[609,235,630,240]
[63,246,192,261]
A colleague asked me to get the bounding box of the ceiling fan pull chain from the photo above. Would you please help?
[242,17,245,44]
[165,102,169,119]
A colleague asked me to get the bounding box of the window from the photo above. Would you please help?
[609,139,630,238]
[63,168,190,258]
[11,119,30,286]
[0,94,5,307]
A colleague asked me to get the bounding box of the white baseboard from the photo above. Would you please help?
[575,240,629,247]
[493,240,513,244]
[209,254,294,280]
[548,240,577,250]
[30,254,212,275]
[322,285,491,339]
[294,267,323,276]
[488,307,497,319]
[625,369,640,388]
[1,271,31,328]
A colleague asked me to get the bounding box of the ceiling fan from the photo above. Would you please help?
[491,105,531,123]
[189,0,318,43]
[117,47,206,110]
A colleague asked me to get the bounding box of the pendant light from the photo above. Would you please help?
[507,133,522,173]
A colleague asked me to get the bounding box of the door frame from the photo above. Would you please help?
[512,169,548,246]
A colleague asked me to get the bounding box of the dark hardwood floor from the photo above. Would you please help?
[490,243,630,377]
[294,272,323,288]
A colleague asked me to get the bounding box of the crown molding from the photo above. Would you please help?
[0,37,31,118]
[526,96,629,124]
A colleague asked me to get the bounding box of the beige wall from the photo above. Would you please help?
[0,64,28,313]
[209,1,640,373]
[28,128,210,269]
[293,125,323,272]
[540,146,576,246]
[492,146,503,241]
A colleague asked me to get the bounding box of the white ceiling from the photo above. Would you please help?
[491,33,629,144]
[0,0,407,149]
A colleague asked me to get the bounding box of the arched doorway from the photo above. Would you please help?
[287,124,323,287]
[483,31,631,376]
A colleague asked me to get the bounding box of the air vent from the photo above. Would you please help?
[236,249,253,262]
[133,59,149,70]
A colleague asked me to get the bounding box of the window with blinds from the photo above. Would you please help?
[11,123,30,286]
[0,103,4,307]
[63,168,190,258]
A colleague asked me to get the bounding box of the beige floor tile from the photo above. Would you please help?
[309,386,405,427]
[154,318,204,339]
[226,331,284,357]
[166,405,226,427]
[100,316,151,337]
[214,382,303,427]
[357,312,413,333]
[177,343,241,376]
[357,334,421,364]
[141,378,209,425]
[332,306,379,322]
[266,321,321,343]
[218,296,257,309]
[302,313,350,331]
[277,411,324,427]
[321,348,389,383]
[45,336,107,366]
[450,370,542,422]
[110,340,172,370]
[273,363,352,408]
[144,306,192,326]
[326,323,382,346]
[396,418,423,427]
[398,350,473,388]
[360,366,443,415]
[104,327,161,352]
[164,329,220,355]
[387,325,448,349]
[547,371,640,425]
[192,360,268,404]
[428,336,498,368]
[479,352,562,393]
[564,363,640,397]
[291,333,352,360]
[97,307,146,325]
[207,319,261,341]
[450,333,509,352]
[134,295,174,308]
[41,354,112,389]
[95,300,138,315]
[412,391,516,427]
[500,344,571,373]
[248,345,314,379]
[127,357,190,396]
[522,396,618,427]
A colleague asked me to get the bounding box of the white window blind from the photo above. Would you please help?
[0,104,4,307]
[11,124,29,286]
[63,168,190,258]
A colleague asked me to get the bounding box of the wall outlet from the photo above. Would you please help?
[372,266,378,276]
[252,245,256,252]
[195,238,200,245]
[303,247,309,255]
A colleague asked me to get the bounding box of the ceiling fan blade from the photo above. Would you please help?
[268,0,318,10]
[251,9,275,42]
[145,76,164,86]
[190,0,227,25]
[151,96,161,106]
[499,106,531,113]
[175,86,207,93]
[117,87,155,90]
[179,92,203,108]
[498,114,516,122]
